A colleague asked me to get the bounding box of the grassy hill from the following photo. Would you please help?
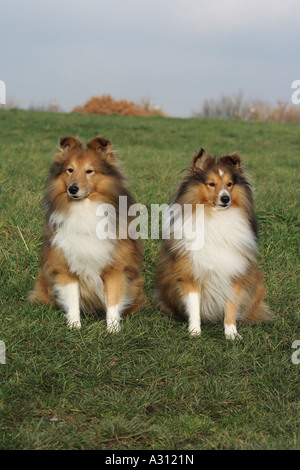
[0,109,299,450]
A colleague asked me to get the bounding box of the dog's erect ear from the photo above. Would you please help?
[87,137,111,153]
[193,148,211,171]
[59,136,83,151]
[220,152,241,168]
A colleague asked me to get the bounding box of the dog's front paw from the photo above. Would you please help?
[188,327,201,337]
[224,324,242,340]
[67,320,82,329]
[106,319,121,333]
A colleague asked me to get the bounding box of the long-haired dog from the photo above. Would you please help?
[29,136,143,331]
[156,149,271,339]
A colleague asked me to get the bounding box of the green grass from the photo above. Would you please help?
[0,109,299,450]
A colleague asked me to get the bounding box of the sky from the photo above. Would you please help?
[1,0,300,117]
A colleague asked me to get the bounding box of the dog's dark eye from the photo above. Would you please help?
[67,168,74,173]
[86,169,94,174]
[227,182,232,187]
[208,182,215,187]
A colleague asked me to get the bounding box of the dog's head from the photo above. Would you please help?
[49,136,120,201]
[192,149,241,210]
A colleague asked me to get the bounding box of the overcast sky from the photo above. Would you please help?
[1,0,299,117]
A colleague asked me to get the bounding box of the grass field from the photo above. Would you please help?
[0,109,299,450]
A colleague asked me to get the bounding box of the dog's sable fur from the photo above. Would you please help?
[29,136,144,331]
[156,149,271,339]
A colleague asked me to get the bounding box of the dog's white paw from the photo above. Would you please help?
[106,319,121,333]
[224,324,242,340]
[189,327,201,337]
[68,320,82,329]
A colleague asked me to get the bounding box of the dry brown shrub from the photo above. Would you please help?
[249,100,300,123]
[72,95,167,117]
[194,91,300,123]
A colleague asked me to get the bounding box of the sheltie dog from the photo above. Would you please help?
[156,148,271,339]
[29,136,143,331]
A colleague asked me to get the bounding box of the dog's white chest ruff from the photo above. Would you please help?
[50,199,115,280]
[188,207,257,321]
[190,207,257,277]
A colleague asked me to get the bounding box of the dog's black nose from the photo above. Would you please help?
[68,185,79,195]
[220,195,230,205]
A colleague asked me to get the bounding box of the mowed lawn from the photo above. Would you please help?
[0,109,299,450]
